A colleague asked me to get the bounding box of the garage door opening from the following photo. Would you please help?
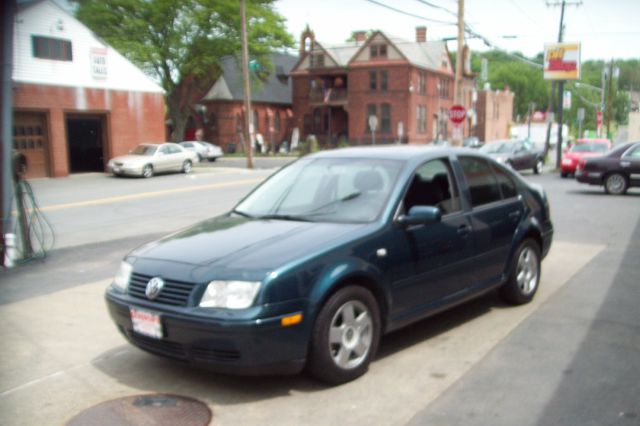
[67,117,105,173]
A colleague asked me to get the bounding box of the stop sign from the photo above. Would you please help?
[449,105,466,124]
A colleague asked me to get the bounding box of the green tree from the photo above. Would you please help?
[74,0,293,141]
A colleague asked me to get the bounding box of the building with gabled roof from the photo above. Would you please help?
[10,0,166,178]
[198,52,297,153]
[290,26,476,146]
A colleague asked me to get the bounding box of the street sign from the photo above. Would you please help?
[397,121,404,139]
[368,115,378,131]
[449,105,466,124]
[577,108,585,121]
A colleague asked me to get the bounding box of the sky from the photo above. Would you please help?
[274,0,640,61]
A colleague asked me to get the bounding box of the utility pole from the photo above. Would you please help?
[2,0,16,267]
[239,0,253,169]
[452,0,464,147]
[606,58,614,139]
[546,0,581,169]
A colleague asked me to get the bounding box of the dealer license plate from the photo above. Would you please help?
[130,308,163,339]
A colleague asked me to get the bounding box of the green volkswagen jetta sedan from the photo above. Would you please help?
[105,145,553,384]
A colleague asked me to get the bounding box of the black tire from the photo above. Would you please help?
[560,171,568,178]
[533,158,544,175]
[307,286,381,384]
[142,164,153,178]
[197,154,203,162]
[604,173,628,195]
[182,160,193,174]
[208,158,217,162]
[500,239,541,305]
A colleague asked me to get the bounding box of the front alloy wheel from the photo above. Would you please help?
[182,160,193,174]
[142,164,153,178]
[604,173,627,195]
[307,286,380,384]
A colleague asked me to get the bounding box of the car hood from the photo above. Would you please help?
[109,154,148,164]
[564,152,603,161]
[131,215,372,270]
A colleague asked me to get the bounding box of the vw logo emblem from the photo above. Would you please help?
[145,277,165,300]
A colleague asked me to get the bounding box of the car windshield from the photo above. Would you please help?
[570,143,607,153]
[480,141,514,154]
[131,145,158,156]
[234,157,403,223]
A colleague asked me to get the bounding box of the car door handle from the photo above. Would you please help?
[621,161,631,167]
[457,225,471,237]
[508,211,522,220]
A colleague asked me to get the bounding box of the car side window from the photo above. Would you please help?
[459,156,502,207]
[624,145,640,158]
[159,145,170,154]
[403,159,460,214]
[492,164,518,199]
[183,143,192,148]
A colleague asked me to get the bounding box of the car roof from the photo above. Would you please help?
[576,138,610,144]
[306,145,479,162]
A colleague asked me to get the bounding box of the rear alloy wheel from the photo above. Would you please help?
[604,173,628,195]
[533,159,544,174]
[307,286,380,384]
[182,160,193,174]
[500,239,540,305]
[142,164,153,178]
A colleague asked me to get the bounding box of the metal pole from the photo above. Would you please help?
[555,0,567,170]
[606,59,614,139]
[452,0,464,147]
[240,0,253,169]
[2,0,16,266]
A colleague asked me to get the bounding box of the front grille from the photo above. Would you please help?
[130,333,187,359]
[192,345,241,362]
[128,333,241,363]
[128,273,196,306]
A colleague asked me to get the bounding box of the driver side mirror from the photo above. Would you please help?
[396,205,442,227]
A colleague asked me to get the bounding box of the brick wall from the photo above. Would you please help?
[13,83,166,177]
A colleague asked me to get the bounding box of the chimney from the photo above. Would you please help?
[354,31,367,45]
[416,26,427,43]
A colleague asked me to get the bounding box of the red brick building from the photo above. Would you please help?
[291,27,475,146]
[199,53,297,153]
[475,87,514,142]
[11,1,165,178]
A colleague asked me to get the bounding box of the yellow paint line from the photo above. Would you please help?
[38,178,264,212]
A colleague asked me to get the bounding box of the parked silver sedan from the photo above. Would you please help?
[107,143,198,178]
[180,141,223,162]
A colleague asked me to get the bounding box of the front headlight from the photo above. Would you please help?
[199,281,261,309]
[113,261,133,291]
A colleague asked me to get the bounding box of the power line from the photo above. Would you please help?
[414,0,457,18]
[364,0,456,25]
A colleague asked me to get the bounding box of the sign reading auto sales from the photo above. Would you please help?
[543,42,581,80]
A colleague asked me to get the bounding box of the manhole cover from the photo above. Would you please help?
[66,394,212,426]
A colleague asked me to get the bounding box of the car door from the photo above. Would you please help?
[155,145,173,172]
[388,158,475,322]
[621,143,640,187]
[458,156,526,288]
[512,141,530,169]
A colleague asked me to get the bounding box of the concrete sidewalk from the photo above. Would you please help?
[0,241,602,426]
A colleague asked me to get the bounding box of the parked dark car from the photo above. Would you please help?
[480,139,545,174]
[576,141,640,194]
[105,146,553,384]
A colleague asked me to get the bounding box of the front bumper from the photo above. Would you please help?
[108,163,143,176]
[105,289,309,375]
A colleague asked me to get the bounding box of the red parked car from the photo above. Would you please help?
[561,138,611,177]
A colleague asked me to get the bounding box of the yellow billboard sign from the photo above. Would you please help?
[544,42,581,80]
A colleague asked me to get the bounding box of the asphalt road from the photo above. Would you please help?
[0,164,638,425]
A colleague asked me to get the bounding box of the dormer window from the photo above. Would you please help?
[370,44,387,58]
